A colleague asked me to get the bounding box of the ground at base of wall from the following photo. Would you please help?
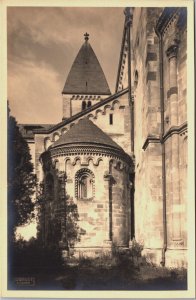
[142,248,187,269]
[9,248,187,291]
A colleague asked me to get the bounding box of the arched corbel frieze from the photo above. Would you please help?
[70,123,75,128]
[86,156,94,165]
[87,113,94,120]
[111,100,120,110]
[61,127,68,135]
[53,132,60,142]
[94,157,103,166]
[72,156,81,166]
[95,109,103,118]
[44,137,52,150]
[103,104,112,115]
[64,157,71,172]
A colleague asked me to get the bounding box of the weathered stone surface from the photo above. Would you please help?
[19,7,187,267]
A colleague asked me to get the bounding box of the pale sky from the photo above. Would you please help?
[7,7,125,124]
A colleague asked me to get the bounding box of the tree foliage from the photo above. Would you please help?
[8,111,36,239]
[65,197,80,248]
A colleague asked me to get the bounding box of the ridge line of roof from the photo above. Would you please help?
[33,88,129,134]
[115,18,127,93]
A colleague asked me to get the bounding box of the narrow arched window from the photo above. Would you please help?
[109,114,113,125]
[82,101,86,110]
[75,169,94,200]
[87,101,91,108]
[134,70,138,89]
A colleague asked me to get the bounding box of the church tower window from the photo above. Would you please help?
[87,101,92,108]
[75,168,95,200]
[82,101,86,110]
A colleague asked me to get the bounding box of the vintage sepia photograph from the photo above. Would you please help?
[1,0,195,297]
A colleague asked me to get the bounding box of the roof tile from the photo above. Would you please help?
[51,118,122,151]
[62,41,111,95]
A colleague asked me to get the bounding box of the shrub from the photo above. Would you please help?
[129,239,144,259]
[9,237,63,276]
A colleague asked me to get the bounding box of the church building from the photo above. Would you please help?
[19,7,188,267]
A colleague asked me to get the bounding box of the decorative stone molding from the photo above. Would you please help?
[163,122,187,142]
[142,135,160,150]
[124,7,133,27]
[155,8,179,36]
[166,44,179,60]
[34,88,129,134]
[167,86,178,98]
[47,145,132,166]
[103,172,116,185]
[171,239,184,248]
[75,168,95,200]
[142,122,187,150]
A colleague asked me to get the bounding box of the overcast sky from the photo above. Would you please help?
[7,7,125,124]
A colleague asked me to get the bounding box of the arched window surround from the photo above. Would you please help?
[75,168,95,200]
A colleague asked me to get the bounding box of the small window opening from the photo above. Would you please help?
[76,169,94,200]
[86,81,88,87]
[134,70,139,89]
[82,101,86,110]
[87,101,91,108]
[109,114,113,125]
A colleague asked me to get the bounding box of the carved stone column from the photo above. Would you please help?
[104,168,115,246]
[166,44,182,246]
[166,44,179,126]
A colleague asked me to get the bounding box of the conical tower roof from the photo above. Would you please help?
[62,33,111,95]
[51,118,122,151]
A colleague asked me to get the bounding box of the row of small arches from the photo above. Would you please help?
[44,99,122,150]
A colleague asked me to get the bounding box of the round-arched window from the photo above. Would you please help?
[75,168,95,200]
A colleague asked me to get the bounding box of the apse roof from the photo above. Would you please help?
[62,33,111,95]
[51,118,122,151]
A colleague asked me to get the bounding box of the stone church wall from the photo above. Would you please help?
[89,94,132,155]
[132,7,187,266]
[132,8,164,264]
[162,9,187,266]
[19,7,188,267]
[41,152,131,254]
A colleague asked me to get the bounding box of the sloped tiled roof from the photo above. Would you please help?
[62,39,111,95]
[51,118,122,151]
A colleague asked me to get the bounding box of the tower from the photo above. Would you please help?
[62,33,111,120]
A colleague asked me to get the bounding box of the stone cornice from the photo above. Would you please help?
[142,135,160,150]
[33,88,128,134]
[155,8,179,35]
[142,122,188,150]
[41,143,133,166]
[163,122,188,142]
